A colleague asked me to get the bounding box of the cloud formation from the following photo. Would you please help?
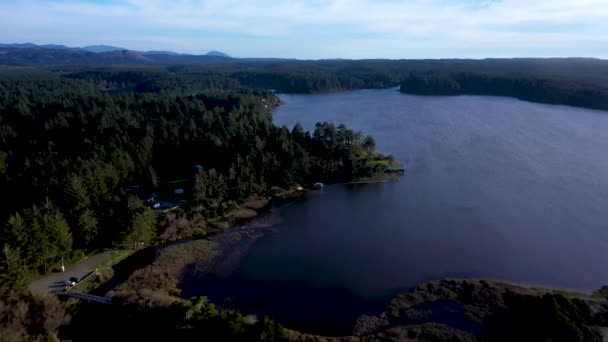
[0,0,606,58]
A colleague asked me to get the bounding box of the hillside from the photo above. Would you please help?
[0,48,154,65]
[82,45,126,53]
[206,50,231,58]
[0,47,233,65]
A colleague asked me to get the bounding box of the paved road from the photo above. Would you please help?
[29,250,117,295]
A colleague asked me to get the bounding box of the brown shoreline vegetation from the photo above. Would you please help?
[288,279,608,341]
[102,212,608,341]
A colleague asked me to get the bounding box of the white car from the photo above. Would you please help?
[65,277,78,287]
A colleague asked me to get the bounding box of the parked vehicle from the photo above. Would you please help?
[65,277,79,287]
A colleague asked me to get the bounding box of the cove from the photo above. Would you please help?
[181,89,608,335]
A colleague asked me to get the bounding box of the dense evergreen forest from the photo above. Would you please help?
[223,58,608,111]
[0,68,387,289]
[400,70,608,110]
[1,51,608,109]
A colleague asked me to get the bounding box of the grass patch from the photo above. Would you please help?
[76,249,135,293]
[232,208,258,220]
[155,240,219,271]
[351,173,401,183]
[241,195,270,210]
[113,240,220,304]
[207,216,229,230]
[97,249,135,270]
[76,268,114,293]
[357,150,404,173]
[368,159,392,168]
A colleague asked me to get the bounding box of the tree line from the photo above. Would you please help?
[400,71,608,110]
[62,58,608,110]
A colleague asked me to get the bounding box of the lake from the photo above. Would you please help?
[183,89,608,334]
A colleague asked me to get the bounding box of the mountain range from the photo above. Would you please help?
[0,43,231,65]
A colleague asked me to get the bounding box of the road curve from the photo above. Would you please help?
[29,250,117,295]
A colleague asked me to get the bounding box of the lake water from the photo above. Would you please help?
[183,89,608,334]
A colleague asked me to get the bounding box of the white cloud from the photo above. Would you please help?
[0,0,606,58]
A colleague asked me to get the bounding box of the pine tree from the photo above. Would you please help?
[0,244,27,290]
[129,208,156,249]
[0,150,6,177]
[77,209,98,246]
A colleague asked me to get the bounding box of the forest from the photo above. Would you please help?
[399,71,608,110]
[2,50,608,110]
[228,58,608,110]
[0,68,387,290]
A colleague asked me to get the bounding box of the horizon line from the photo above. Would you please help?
[0,42,606,61]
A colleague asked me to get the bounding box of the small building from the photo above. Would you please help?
[144,193,157,204]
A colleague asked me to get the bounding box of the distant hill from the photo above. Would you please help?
[142,50,180,56]
[40,44,73,50]
[0,46,237,65]
[206,51,230,58]
[82,45,126,53]
[0,43,230,57]
[0,48,154,65]
[0,43,72,50]
[0,43,126,53]
[0,43,38,49]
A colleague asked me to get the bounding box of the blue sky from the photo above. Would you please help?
[0,0,606,59]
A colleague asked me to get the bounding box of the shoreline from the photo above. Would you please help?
[118,240,608,339]
[70,147,608,339]
[278,86,608,114]
[92,170,608,304]
[84,172,608,339]
[93,201,608,339]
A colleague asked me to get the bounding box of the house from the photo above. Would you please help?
[145,193,157,204]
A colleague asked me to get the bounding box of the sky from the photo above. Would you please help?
[0,0,607,59]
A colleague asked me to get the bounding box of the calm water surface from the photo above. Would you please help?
[185,89,608,334]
